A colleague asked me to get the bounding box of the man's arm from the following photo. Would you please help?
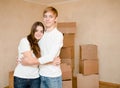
[20,51,40,66]
[38,33,63,64]
[18,38,39,66]
[20,51,61,66]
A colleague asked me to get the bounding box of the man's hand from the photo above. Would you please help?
[52,56,61,66]
[19,57,39,66]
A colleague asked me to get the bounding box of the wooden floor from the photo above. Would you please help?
[5,77,120,88]
[72,77,120,88]
[100,85,120,88]
[5,83,120,88]
[99,81,120,88]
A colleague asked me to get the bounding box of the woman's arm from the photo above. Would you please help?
[20,51,40,66]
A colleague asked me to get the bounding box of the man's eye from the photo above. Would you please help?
[49,16,53,18]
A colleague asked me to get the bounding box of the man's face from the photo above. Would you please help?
[43,11,57,28]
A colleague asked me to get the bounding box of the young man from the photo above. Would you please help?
[21,7,63,88]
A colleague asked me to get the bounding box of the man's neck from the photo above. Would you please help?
[46,25,56,32]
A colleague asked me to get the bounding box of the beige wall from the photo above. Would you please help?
[0,0,120,87]
[53,0,120,84]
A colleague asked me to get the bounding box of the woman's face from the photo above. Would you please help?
[34,26,44,40]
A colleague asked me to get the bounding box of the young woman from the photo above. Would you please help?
[14,21,45,88]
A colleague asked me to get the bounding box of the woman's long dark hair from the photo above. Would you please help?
[27,21,45,58]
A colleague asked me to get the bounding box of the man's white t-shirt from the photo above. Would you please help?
[14,37,39,79]
[38,28,63,77]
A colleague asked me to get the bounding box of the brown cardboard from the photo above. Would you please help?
[58,22,76,33]
[77,74,99,88]
[60,47,74,59]
[79,59,99,75]
[72,76,77,88]
[61,58,72,65]
[61,58,74,69]
[80,44,98,60]
[62,80,72,88]
[63,34,75,47]
[61,63,72,80]
[9,71,14,88]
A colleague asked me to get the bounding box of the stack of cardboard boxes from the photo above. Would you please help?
[58,22,76,88]
[77,44,99,88]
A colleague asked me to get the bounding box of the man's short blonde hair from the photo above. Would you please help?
[43,6,58,17]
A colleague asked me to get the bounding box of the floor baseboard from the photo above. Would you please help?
[99,81,120,88]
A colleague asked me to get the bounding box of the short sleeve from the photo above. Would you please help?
[18,37,31,53]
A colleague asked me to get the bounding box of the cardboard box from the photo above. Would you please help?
[63,34,75,47]
[58,22,76,33]
[61,58,72,65]
[80,44,98,60]
[72,76,77,88]
[77,74,99,88]
[9,71,14,88]
[79,59,99,75]
[62,80,72,88]
[60,47,74,59]
[61,63,72,80]
[61,58,74,69]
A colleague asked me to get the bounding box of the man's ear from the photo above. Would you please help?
[55,17,58,23]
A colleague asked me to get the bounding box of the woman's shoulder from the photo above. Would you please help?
[19,37,29,44]
[20,37,27,41]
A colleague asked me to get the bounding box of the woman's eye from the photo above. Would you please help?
[40,30,44,33]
